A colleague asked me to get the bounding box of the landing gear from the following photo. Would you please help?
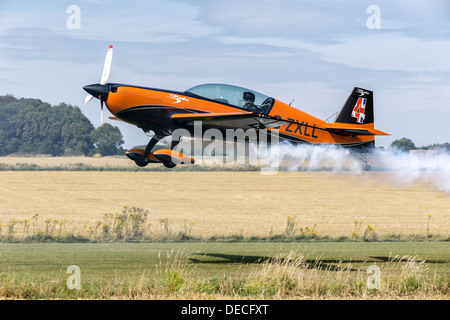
[358,152,371,171]
[350,151,372,171]
[163,162,176,168]
[130,133,183,168]
[160,137,180,169]
[126,133,194,169]
[135,158,150,167]
[132,133,165,167]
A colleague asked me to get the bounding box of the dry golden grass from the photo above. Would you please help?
[0,155,136,169]
[0,157,448,239]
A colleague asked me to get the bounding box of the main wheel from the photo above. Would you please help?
[135,158,149,167]
[163,162,177,168]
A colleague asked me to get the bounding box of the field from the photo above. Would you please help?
[0,156,449,299]
[0,156,449,239]
[0,242,448,299]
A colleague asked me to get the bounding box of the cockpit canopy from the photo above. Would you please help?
[185,83,274,114]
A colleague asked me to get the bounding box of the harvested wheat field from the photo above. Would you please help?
[0,167,448,239]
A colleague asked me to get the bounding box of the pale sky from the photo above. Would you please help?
[1,0,449,148]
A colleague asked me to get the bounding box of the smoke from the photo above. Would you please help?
[183,130,449,194]
[262,142,450,194]
[273,143,364,173]
[373,148,450,194]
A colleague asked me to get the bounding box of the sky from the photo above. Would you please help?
[0,0,449,149]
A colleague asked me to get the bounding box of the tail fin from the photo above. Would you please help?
[327,87,389,148]
[336,87,374,126]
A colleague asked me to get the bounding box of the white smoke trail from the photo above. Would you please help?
[262,142,450,194]
[270,143,364,173]
[374,148,450,194]
[185,128,449,194]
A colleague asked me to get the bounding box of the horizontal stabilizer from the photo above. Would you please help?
[326,126,390,136]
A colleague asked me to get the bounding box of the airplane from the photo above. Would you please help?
[83,45,389,169]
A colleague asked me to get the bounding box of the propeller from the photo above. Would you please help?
[83,45,114,126]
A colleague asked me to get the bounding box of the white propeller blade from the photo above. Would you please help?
[83,45,113,104]
[84,94,93,104]
[100,45,113,85]
[101,99,104,126]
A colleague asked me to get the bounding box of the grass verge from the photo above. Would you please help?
[0,242,448,299]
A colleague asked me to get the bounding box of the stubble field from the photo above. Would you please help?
[0,157,448,239]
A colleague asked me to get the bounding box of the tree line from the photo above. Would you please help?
[0,95,124,156]
[390,137,449,153]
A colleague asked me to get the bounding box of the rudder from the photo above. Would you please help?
[336,87,374,125]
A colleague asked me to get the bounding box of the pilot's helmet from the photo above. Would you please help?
[243,91,255,102]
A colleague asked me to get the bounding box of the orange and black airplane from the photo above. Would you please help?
[83,45,389,169]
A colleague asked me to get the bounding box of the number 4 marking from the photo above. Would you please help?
[352,97,366,124]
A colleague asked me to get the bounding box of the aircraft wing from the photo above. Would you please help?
[171,112,291,130]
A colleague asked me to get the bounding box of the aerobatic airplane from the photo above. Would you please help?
[83,45,389,169]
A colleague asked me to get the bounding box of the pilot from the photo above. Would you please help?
[243,91,258,112]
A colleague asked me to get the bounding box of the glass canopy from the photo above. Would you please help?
[185,83,273,114]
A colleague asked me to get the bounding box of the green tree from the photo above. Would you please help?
[419,142,450,151]
[91,123,124,156]
[391,138,416,152]
[0,96,96,156]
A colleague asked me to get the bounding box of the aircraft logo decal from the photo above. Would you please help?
[169,94,189,104]
[352,97,367,123]
[356,88,369,96]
